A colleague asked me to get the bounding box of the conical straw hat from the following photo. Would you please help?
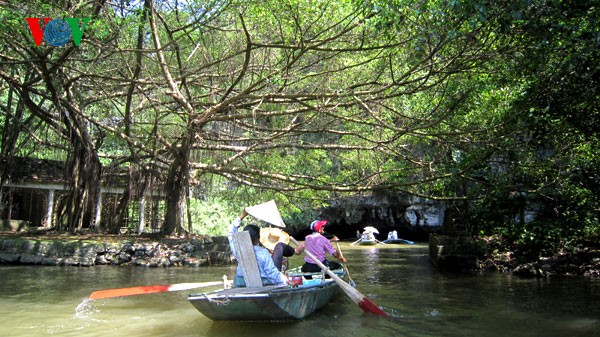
[259,227,290,251]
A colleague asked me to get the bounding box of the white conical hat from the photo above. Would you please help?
[363,226,379,234]
[245,200,285,228]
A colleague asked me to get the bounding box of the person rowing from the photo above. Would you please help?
[298,220,347,273]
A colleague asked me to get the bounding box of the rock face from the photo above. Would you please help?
[321,194,446,240]
[0,236,235,267]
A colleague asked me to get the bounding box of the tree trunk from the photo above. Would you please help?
[57,134,102,232]
[162,142,190,236]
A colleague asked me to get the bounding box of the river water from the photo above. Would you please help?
[1,243,599,337]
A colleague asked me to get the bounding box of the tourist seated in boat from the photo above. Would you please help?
[362,231,375,241]
[228,210,288,287]
[299,220,347,273]
[385,230,401,242]
[259,226,297,272]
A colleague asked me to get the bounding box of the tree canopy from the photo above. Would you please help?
[1,0,598,254]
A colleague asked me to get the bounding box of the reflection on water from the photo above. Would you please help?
[0,243,599,337]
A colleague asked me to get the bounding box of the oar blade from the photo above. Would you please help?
[330,268,389,317]
[89,285,169,300]
[358,296,389,317]
[338,279,389,317]
[88,281,226,300]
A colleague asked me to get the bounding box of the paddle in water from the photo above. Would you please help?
[335,242,356,287]
[88,279,230,300]
[290,237,388,317]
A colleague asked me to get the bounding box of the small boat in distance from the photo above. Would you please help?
[352,226,385,245]
[382,238,415,244]
[382,230,415,244]
[358,232,377,245]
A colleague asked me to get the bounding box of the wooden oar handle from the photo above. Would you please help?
[335,242,345,259]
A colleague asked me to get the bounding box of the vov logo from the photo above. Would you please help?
[25,18,90,47]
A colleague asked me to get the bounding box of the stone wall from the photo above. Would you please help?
[1,220,32,232]
[0,236,235,267]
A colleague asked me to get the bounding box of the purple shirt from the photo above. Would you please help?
[304,232,336,263]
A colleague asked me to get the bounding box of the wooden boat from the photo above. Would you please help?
[382,238,415,244]
[188,269,343,321]
[358,238,377,245]
[352,231,382,245]
[187,202,389,320]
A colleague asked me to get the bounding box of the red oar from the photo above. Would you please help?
[88,281,227,300]
[290,238,388,317]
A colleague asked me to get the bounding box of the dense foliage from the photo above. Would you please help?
[0,1,598,254]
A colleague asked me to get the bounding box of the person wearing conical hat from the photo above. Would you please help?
[227,209,288,287]
[259,226,297,272]
[300,219,347,273]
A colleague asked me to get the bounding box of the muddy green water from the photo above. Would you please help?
[1,243,598,337]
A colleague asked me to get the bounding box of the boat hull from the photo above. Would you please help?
[359,239,377,245]
[382,239,414,244]
[188,281,339,321]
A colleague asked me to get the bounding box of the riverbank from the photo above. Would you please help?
[429,233,600,278]
[2,231,599,278]
[481,236,600,278]
[0,231,234,267]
